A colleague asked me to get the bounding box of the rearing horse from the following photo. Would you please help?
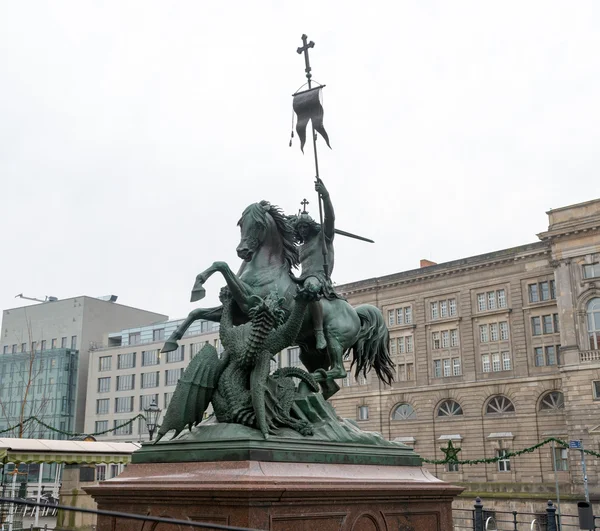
[162,201,394,396]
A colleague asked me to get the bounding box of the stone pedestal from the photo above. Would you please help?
[87,460,462,530]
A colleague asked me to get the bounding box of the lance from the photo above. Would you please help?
[296,34,330,279]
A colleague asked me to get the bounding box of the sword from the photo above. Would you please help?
[335,228,374,244]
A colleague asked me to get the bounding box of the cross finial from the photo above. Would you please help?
[300,198,310,212]
[297,34,315,81]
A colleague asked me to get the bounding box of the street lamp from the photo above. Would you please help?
[144,399,162,441]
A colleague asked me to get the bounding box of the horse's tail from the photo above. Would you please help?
[351,305,394,385]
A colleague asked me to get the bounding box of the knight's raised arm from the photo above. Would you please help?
[315,178,335,240]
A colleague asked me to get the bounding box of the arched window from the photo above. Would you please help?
[485,395,515,415]
[588,298,600,350]
[437,400,463,417]
[391,403,416,420]
[539,391,564,411]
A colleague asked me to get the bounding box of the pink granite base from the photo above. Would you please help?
[86,460,463,530]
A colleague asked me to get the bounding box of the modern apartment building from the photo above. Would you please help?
[0,296,167,435]
[84,317,221,442]
[0,348,78,438]
[332,197,600,513]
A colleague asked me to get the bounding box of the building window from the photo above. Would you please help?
[405,307,413,324]
[587,298,600,350]
[164,392,174,409]
[60,337,67,348]
[396,308,403,324]
[116,374,135,391]
[447,461,460,472]
[97,377,111,393]
[534,345,559,366]
[497,449,511,472]
[114,420,132,436]
[165,368,184,386]
[21,343,26,352]
[391,403,416,420]
[486,395,515,415]
[487,292,496,310]
[477,289,506,311]
[447,329,457,347]
[443,359,451,377]
[502,351,511,371]
[287,347,302,368]
[129,332,141,345]
[437,400,463,417]
[140,394,159,411]
[96,399,110,415]
[99,356,112,372]
[480,325,489,343]
[553,447,568,471]
[95,421,108,433]
[431,302,439,320]
[10,344,16,354]
[528,280,556,303]
[532,317,542,336]
[51,338,57,349]
[142,350,160,366]
[153,329,165,341]
[539,391,564,411]
[406,335,413,352]
[166,347,184,363]
[442,331,449,348]
[96,465,106,481]
[40,340,46,351]
[397,362,414,381]
[2,346,7,354]
[478,293,486,312]
[593,381,600,400]
[453,358,461,376]
[31,341,37,352]
[141,371,159,389]
[118,352,136,370]
[492,353,501,372]
[71,336,77,349]
[449,298,457,316]
[433,360,442,378]
[389,339,396,355]
[584,263,600,279]
[432,332,441,349]
[358,405,369,421]
[115,396,134,413]
[490,323,498,342]
[440,300,448,318]
[500,322,509,340]
[482,354,491,373]
[388,310,394,326]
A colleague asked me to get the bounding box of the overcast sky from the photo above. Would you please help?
[1,2,599,323]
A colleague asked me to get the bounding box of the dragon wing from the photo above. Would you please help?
[155,343,221,443]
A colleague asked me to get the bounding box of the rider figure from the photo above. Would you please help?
[292,178,338,351]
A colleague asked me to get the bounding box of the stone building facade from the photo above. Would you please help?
[332,198,600,513]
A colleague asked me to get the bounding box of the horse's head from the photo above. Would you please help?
[237,201,300,269]
[237,201,271,262]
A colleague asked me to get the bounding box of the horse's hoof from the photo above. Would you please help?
[190,286,206,302]
[161,340,179,353]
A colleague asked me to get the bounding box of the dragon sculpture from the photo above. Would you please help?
[156,286,318,442]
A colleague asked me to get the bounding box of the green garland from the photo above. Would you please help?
[2,419,600,466]
[423,437,600,466]
[0,415,145,438]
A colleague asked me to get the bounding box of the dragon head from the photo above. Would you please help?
[247,292,286,327]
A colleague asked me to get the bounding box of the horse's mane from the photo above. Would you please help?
[238,201,300,270]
